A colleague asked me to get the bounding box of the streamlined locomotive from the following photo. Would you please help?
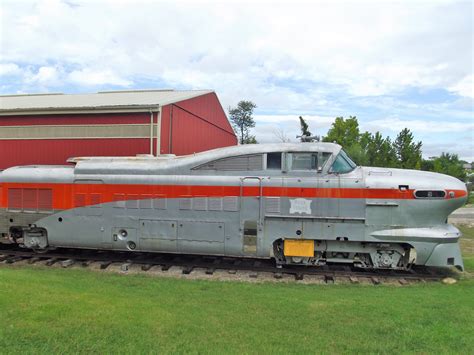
[0,143,467,270]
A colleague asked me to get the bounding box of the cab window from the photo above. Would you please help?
[266,153,282,170]
[330,150,356,174]
[289,153,331,171]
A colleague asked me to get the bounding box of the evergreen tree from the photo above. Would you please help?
[228,101,257,144]
[431,153,466,180]
[323,116,368,165]
[366,132,397,167]
[394,128,422,169]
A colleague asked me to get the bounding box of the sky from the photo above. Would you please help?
[0,0,473,161]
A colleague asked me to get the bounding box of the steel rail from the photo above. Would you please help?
[0,244,456,284]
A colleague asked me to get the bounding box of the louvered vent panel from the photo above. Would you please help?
[208,198,223,211]
[8,188,22,210]
[75,193,86,207]
[214,156,247,170]
[248,155,263,170]
[38,189,53,211]
[113,193,125,208]
[223,196,239,211]
[90,193,102,208]
[22,189,38,211]
[198,155,263,171]
[139,195,153,209]
[193,197,207,211]
[179,197,192,210]
[265,197,281,213]
[126,194,139,209]
[153,196,167,210]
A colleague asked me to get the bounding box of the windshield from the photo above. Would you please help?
[330,150,357,174]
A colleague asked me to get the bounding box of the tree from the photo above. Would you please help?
[244,135,258,144]
[394,128,422,169]
[323,116,366,164]
[365,132,397,167]
[323,116,360,148]
[228,100,257,144]
[431,153,466,180]
[273,127,291,143]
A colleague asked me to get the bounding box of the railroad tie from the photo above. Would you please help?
[80,260,94,267]
[61,259,75,268]
[371,277,381,285]
[324,275,334,284]
[28,257,43,264]
[141,264,153,271]
[398,278,408,285]
[100,261,112,270]
[161,264,172,271]
[45,258,59,266]
[249,271,259,278]
[5,256,24,264]
[295,273,304,281]
[182,265,194,274]
[349,276,359,284]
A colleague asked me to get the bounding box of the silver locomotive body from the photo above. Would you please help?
[0,143,467,270]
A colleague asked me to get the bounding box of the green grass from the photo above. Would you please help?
[1,224,473,354]
[459,224,474,273]
[0,266,473,354]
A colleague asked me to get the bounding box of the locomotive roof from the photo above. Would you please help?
[0,142,342,178]
[71,142,342,175]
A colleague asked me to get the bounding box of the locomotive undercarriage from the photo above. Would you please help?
[8,225,49,251]
[3,211,461,271]
[8,224,412,270]
[273,239,412,270]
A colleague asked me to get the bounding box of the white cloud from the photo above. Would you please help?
[0,0,472,158]
[0,63,21,76]
[28,66,60,85]
[68,68,131,86]
[1,0,471,102]
[364,117,474,134]
[449,75,474,99]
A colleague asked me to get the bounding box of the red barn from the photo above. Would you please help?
[0,90,237,169]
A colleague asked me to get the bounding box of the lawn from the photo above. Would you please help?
[0,265,473,354]
[0,224,473,354]
[459,224,474,273]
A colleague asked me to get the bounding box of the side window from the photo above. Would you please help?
[319,153,331,170]
[194,154,263,171]
[289,153,331,171]
[291,153,317,170]
[330,151,356,174]
[266,153,282,170]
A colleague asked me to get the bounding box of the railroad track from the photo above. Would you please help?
[0,243,458,285]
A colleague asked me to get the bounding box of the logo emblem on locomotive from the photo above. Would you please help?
[289,198,312,215]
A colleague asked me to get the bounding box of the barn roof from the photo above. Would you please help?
[0,89,213,115]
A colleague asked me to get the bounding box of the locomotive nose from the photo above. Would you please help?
[443,175,468,208]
